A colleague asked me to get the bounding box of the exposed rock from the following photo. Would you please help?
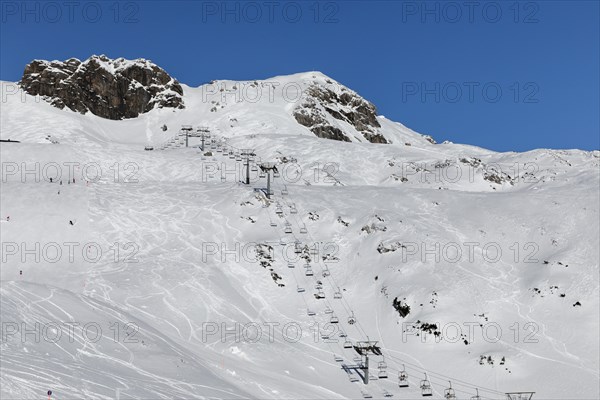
[293,83,387,143]
[19,55,184,120]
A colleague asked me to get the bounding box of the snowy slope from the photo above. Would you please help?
[1,74,599,400]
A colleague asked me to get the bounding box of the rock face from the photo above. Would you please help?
[293,82,387,144]
[19,55,184,120]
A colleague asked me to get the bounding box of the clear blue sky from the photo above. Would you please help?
[1,0,598,151]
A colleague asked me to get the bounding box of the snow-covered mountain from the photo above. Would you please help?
[1,57,598,400]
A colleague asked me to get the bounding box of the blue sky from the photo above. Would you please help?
[1,0,598,151]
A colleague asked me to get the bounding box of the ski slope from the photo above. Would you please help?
[1,75,599,400]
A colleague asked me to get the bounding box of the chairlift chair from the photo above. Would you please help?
[324,306,333,314]
[285,225,293,234]
[398,365,409,388]
[334,354,343,362]
[314,290,325,299]
[343,339,353,349]
[282,185,289,195]
[251,165,258,172]
[383,390,394,398]
[420,374,433,397]
[307,309,315,316]
[305,268,314,277]
[470,389,481,400]
[349,375,359,383]
[273,170,280,178]
[315,283,323,290]
[290,204,298,214]
[288,262,295,269]
[297,286,305,293]
[444,381,456,399]
[259,171,266,178]
[339,331,347,338]
[330,314,339,324]
[270,221,277,227]
[378,368,388,379]
[333,289,342,299]
[300,224,308,234]
[322,268,330,277]
[361,391,373,399]
[348,312,356,325]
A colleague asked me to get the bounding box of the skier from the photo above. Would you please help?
[73,177,76,184]
[49,177,53,183]
[69,220,74,226]
[60,180,62,185]
[6,216,9,222]
[19,270,22,276]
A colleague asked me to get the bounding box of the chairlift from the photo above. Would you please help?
[305,268,314,277]
[420,374,433,397]
[343,339,353,349]
[444,381,456,399]
[398,365,409,388]
[378,357,388,379]
[285,226,293,234]
[348,312,356,325]
[297,286,305,293]
[294,243,302,254]
[330,314,339,324]
[275,206,283,215]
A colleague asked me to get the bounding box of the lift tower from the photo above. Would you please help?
[241,149,256,185]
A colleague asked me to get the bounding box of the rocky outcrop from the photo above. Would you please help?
[293,83,387,143]
[19,55,184,120]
